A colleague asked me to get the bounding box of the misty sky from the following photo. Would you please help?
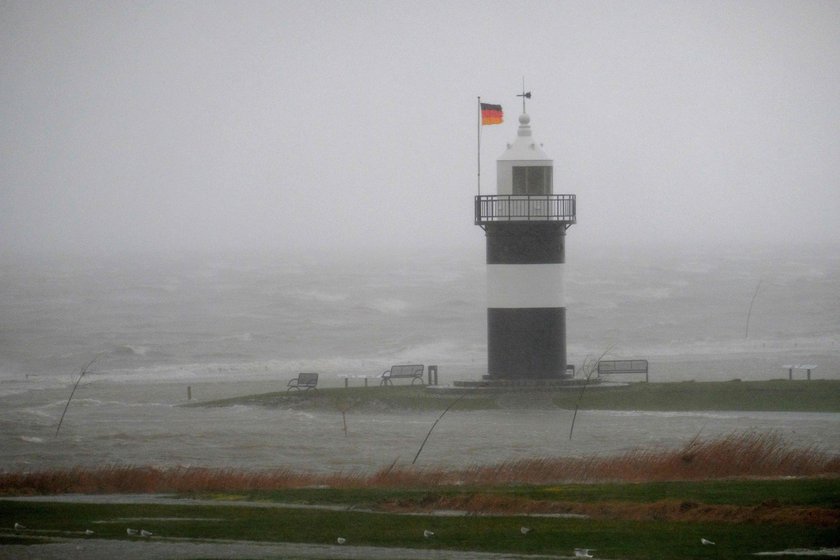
[2,1,839,257]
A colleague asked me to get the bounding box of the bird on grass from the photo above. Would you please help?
[126,528,138,536]
[84,529,94,536]
[336,537,346,545]
[140,529,153,537]
[520,526,532,535]
[423,529,435,538]
[701,538,716,545]
[574,548,595,558]
[14,523,26,531]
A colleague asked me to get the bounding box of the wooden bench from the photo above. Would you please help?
[287,372,319,391]
[597,359,649,382]
[380,364,424,386]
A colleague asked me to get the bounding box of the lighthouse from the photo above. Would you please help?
[475,101,576,380]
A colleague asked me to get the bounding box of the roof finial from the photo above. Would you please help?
[516,77,531,114]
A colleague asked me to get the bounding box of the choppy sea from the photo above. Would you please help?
[1,244,838,472]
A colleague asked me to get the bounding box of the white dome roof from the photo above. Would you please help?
[497,112,552,162]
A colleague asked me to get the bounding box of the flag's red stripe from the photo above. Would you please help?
[480,102,503,125]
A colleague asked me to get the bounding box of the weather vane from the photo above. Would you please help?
[517,77,531,113]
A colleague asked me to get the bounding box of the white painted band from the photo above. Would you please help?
[487,264,565,308]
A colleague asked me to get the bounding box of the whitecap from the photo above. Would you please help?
[369,298,409,314]
[754,548,840,557]
[112,345,149,357]
[599,410,744,420]
[290,289,348,303]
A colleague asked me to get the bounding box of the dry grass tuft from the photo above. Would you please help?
[1,432,838,495]
[379,431,840,487]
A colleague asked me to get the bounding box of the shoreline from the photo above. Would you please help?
[185,379,840,413]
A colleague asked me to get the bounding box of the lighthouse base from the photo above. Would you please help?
[450,377,592,390]
[487,307,568,379]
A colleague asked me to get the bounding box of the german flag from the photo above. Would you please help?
[480,103,503,125]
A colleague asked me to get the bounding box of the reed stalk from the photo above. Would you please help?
[55,357,98,437]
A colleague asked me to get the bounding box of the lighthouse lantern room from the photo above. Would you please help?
[475,103,576,380]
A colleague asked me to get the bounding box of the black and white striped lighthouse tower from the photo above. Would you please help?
[475,99,576,380]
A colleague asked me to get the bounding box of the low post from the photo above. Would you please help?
[364,377,368,387]
[187,386,191,400]
[428,365,438,386]
[344,377,349,388]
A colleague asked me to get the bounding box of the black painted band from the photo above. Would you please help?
[485,223,566,264]
[487,307,567,378]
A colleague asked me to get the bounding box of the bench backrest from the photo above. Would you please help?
[389,364,424,378]
[296,372,319,386]
[597,360,648,374]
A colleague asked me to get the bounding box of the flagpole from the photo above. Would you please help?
[477,96,481,196]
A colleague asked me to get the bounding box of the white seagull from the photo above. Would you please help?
[423,529,435,538]
[520,526,532,535]
[126,528,138,536]
[701,538,715,545]
[574,548,595,558]
[140,529,153,537]
[14,523,26,531]
[336,537,346,545]
[84,529,95,535]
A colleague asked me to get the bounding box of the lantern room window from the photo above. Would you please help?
[512,166,552,195]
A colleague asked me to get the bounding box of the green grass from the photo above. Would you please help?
[551,379,840,412]
[2,482,838,560]
[186,380,840,412]
[554,380,840,412]
[511,478,840,508]
[185,384,500,411]
[184,477,840,509]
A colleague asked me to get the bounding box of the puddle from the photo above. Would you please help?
[0,536,577,560]
[755,549,840,557]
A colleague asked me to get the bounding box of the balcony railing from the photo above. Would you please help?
[475,194,576,226]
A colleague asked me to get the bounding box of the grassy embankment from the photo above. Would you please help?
[2,434,839,558]
[2,477,838,559]
[185,379,840,412]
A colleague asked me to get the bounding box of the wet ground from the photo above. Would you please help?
[0,494,583,559]
[4,495,839,559]
[0,537,580,560]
